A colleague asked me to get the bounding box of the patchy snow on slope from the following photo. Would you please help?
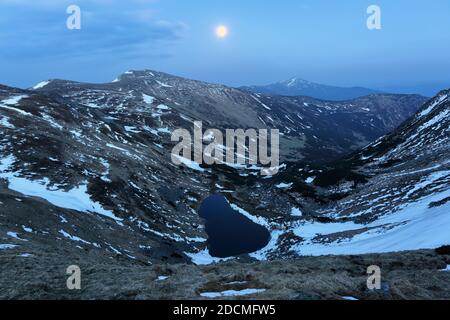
[106,143,133,157]
[172,155,206,172]
[41,113,64,130]
[251,95,271,110]
[292,188,450,256]
[416,109,450,134]
[59,230,92,246]
[406,170,450,198]
[0,105,32,116]
[99,158,111,182]
[200,288,266,298]
[418,94,447,118]
[0,95,32,116]
[0,154,123,223]
[1,95,27,105]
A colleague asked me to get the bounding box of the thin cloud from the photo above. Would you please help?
[0,0,187,59]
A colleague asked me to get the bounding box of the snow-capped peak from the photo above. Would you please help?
[283,77,315,88]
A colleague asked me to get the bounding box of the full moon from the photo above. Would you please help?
[215,25,228,38]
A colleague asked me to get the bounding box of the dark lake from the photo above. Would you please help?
[199,195,271,258]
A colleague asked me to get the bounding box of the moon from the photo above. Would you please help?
[215,25,228,38]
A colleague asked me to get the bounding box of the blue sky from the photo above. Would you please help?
[1,0,449,96]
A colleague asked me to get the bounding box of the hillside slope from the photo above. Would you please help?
[0,71,447,276]
[260,90,450,257]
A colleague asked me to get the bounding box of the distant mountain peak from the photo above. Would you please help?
[116,69,162,81]
[280,77,319,89]
[241,77,381,100]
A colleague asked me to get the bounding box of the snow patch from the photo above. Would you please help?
[172,155,206,172]
[142,94,155,104]
[156,104,171,110]
[200,288,266,298]
[0,95,32,116]
[33,81,50,89]
[292,188,450,256]
[7,231,27,241]
[291,207,303,217]
[0,244,18,250]
[155,80,173,88]
[0,116,15,129]
[1,95,27,105]
[184,249,233,265]
[228,202,270,228]
[418,94,447,118]
[305,176,316,184]
[59,230,91,245]
[124,126,141,134]
[275,182,293,189]
[18,253,33,257]
[251,95,271,110]
[22,226,33,233]
[0,154,122,224]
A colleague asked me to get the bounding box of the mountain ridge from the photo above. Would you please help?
[0,70,449,298]
[240,76,382,101]
[0,69,447,272]
[29,69,428,163]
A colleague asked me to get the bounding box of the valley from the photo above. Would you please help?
[0,70,449,299]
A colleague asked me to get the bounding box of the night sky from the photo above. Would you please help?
[1,0,449,96]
